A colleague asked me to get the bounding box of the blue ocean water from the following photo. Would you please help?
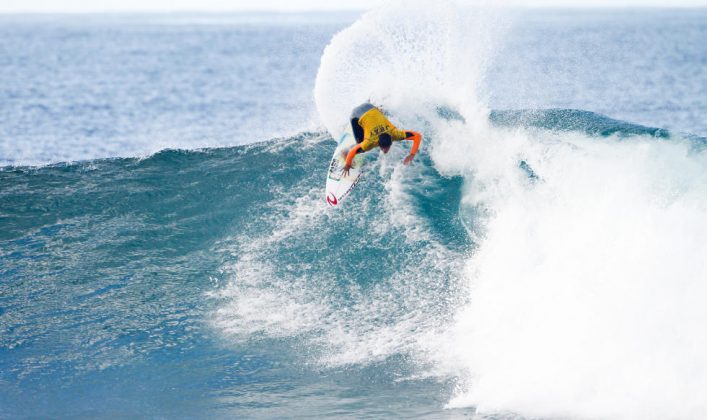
[2,6,707,420]
[0,13,352,166]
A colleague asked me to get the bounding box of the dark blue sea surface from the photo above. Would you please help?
[486,9,707,135]
[1,7,706,420]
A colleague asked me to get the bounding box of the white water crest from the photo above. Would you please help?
[315,1,707,419]
[439,128,707,420]
[314,0,502,136]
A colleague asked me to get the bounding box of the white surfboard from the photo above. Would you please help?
[325,129,365,207]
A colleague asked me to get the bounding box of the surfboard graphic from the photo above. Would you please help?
[325,128,364,207]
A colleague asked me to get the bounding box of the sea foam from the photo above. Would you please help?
[314,1,707,419]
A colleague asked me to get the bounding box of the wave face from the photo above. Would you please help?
[0,130,471,417]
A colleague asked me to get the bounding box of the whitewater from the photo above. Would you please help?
[1,3,706,419]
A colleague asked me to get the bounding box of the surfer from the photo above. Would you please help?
[341,103,422,177]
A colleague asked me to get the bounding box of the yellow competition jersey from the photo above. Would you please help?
[358,108,408,152]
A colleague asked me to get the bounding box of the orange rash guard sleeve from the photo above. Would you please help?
[406,131,422,155]
[345,143,363,167]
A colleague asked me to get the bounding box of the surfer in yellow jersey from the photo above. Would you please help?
[341,103,422,177]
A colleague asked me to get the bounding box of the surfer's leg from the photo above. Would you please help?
[350,103,375,120]
[351,118,364,143]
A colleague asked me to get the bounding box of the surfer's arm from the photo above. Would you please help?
[342,143,364,176]
[344,144,364,167]
[403,131,422,165]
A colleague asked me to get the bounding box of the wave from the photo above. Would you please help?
[312,1,707,418]
[4,103,707,419]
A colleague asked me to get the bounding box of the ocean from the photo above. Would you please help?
[1,4,706,419]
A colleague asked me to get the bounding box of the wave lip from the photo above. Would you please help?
[490,108,671,138]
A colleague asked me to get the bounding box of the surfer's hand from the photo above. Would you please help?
[342,164,351,177]
[403,154,415,165]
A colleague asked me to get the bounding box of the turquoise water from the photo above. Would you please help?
[1,6,707,420]
[0,133,466,417]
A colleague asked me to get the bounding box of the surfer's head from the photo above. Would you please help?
[379,133,392,153]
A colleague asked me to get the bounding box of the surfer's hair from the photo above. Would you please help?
[379,133,392,149]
